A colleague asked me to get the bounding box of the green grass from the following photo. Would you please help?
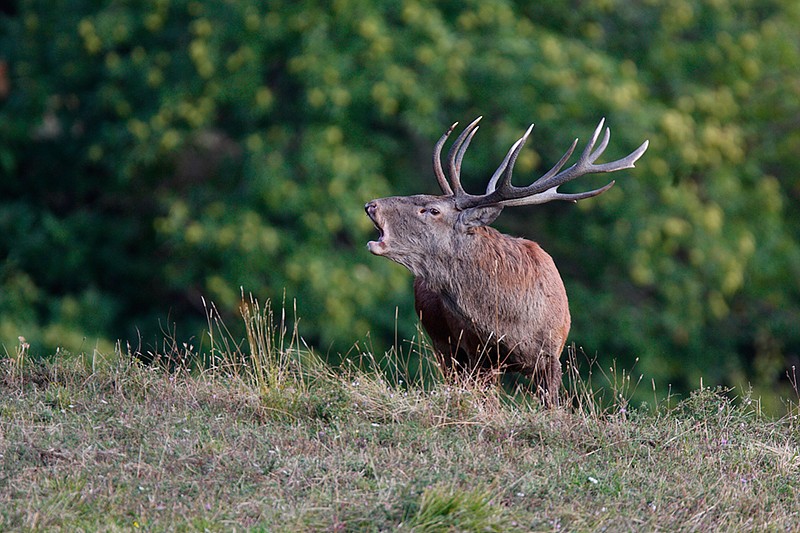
[1,299,799,531]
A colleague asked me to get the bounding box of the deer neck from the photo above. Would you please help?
[418,227,506,303]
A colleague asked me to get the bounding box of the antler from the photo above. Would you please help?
[433,118,649,210]
[433,116,483,196]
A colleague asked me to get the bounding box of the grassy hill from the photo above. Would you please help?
[1,301,798,531]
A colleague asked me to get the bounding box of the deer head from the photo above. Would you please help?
[365,117,649,278]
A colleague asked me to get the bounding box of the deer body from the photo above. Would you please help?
[414,227,569,397]
[366,118,648,404]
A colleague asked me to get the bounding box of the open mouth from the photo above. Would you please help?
[371,223,385,243]
[365,203,387,254]
[367,218,387,253]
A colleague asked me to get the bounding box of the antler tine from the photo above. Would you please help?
[433,122,458,195]
[485,134,528,194]
[446,116,482,195]
[589,124,611,164]
[584,117,607,162]
[500,180,616,207]
[490,124,534,194]
[454,125,480,187]
[529,137,579,186]
[590,138,649,173]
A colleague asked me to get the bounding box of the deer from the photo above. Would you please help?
[365,117,648,405]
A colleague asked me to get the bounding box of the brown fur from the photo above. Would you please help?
[366,195,569,405]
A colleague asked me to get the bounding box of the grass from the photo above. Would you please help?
[1,298,799,531]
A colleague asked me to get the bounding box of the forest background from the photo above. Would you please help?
[1,0,799,410]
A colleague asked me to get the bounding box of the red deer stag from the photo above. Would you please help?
[365,117,648,404]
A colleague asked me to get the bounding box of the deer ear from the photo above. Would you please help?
[456,205,503,229]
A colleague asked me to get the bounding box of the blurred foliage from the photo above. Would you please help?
[1,0,799,406]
